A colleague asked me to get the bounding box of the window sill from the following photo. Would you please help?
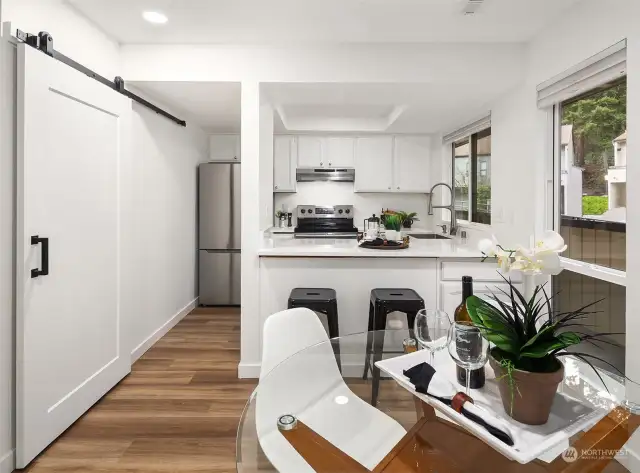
[456,220,492,231]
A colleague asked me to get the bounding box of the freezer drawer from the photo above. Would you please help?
[199,251,241,306]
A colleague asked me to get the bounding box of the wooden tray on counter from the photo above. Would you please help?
[358,238,409,250]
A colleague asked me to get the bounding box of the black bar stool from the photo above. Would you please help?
[288,288,340,369]
[363,288,425,406]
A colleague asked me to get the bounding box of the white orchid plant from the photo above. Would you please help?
[478,231,567,276]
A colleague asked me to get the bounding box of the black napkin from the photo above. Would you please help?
[404,362,514,446]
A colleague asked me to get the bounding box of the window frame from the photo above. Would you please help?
[549,79,627,288]
[451,127,491,225]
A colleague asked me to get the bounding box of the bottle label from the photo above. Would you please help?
[456,325,481,361]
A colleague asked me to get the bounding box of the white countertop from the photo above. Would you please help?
[258,235,483,258]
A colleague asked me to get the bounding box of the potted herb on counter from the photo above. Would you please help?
[383,214,402,241]
[397,211,419,229]
[472,231,625,425]
[275,210,286,228]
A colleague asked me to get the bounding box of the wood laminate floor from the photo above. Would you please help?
[25,307,256,473]
[24,307,626,473]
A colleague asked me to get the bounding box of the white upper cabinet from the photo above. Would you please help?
[326,137,355,167]
[297,136,324,168]
[210,134,240,161]
[274,136,297,192]
[393,136,432,192]
[297,136,355,168]
[354,136,394,192]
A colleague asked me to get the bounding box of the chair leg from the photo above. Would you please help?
[362,302,375,380]
[371,305,387,407]
[327,302,341,373]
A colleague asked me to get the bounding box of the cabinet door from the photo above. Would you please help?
[297,136,324,168]
[440,281,522,319]
[210,134,240,161]
[354,136,394,192]
[326,137,355,167]
[393,136,431,192]
[274,136,297,192]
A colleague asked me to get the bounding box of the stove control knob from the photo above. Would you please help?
[309,208,314,214]
[345,209,351,214]
[338,209,344,214]
[300,209,306,214]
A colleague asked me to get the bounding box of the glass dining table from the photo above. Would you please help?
[236,330,639,472]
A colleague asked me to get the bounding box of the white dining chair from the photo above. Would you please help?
[255,307,407,472]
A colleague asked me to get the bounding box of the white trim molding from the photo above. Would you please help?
[131,297,199,362]
[560,258,626,287]
[442,114,491,144]
[537,40,627,108]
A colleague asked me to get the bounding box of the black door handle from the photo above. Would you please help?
[31,235,49,278]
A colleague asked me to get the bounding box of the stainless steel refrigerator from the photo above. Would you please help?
[198,162,241,305]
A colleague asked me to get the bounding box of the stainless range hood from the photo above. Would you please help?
[296,168,355,182]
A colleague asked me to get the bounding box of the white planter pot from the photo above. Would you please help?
[385,230,400,241]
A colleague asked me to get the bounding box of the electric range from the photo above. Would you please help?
[294,205,359,239]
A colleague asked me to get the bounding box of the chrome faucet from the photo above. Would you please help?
[428,182,458,236]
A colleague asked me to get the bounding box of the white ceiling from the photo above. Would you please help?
[131,81,506,134]
[131,81,241,132]
[68,0,583,44]
[265,82,505,134]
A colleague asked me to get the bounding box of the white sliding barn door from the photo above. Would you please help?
[16,44,131,468]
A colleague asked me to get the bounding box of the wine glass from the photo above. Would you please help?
[414,309,452,366]
[448,322,490,395]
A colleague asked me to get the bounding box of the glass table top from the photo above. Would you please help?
[236,330,638,472]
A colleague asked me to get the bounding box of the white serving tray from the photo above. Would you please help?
[375,349,622,465]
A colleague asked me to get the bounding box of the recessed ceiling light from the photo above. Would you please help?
[143,11,168,25]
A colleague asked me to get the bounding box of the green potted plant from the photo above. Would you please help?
[383,214,402,241]
[275,210,286,228]
[472,231,624,425]
[397,211,419,229]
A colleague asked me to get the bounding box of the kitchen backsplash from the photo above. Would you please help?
[274,181,432,229]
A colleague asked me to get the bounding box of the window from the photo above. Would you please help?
[552,77,627,375]
[558,78,626,270]
[452,128,491,224]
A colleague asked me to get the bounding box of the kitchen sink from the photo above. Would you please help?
[408,233,451,240]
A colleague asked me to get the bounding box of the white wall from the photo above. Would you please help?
[124,96,209,361]
[2,0,120,78]
[275,182,431,230]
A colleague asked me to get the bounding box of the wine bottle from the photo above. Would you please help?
[454,276,486,389]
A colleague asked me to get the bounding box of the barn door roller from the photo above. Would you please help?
[16,29,187,127]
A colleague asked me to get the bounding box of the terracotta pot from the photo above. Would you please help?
[489,355,564,425]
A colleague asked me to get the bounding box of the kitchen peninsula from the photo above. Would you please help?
[256,234,521,375]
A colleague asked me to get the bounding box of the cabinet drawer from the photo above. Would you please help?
[440,281,522,318]
[440,260,521,283]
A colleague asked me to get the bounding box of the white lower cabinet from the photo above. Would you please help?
[440,281,517,318]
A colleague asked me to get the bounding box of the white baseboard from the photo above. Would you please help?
[131,297,198,362]
[0,449,14,473]
[238,362,261,379]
